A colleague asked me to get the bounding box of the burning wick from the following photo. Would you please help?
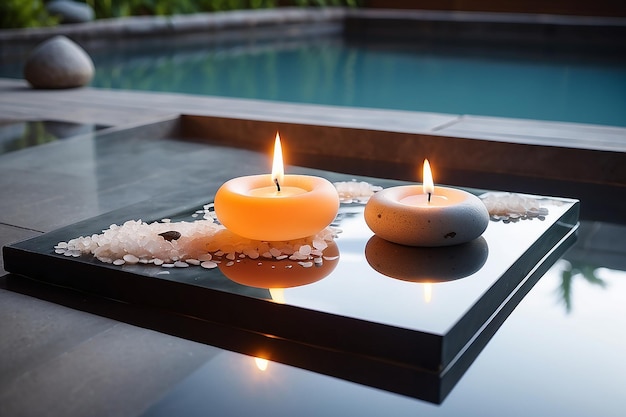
[274,178,281,192]
[423,159,434,204]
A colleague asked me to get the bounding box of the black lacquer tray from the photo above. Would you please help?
[3,179,578,403]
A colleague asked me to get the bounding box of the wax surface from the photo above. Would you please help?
[214,174,339,241]
[364,185,489,247]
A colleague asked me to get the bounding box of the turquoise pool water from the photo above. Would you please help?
[4,37,626,127]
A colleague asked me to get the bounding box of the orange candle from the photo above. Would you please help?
[214,133,339,241]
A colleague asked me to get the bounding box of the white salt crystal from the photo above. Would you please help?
[298,261,314,268]
[174,261,189,268]
[201,261,218,269]
[243,249,259,259]
[298,245,312,256]
[123,254,139,264]
[162,263,175,268]
[275,255,288,260]
[187,259,201,265]
[269,248,282,257]
[312,238,327,251]
[153,258,164,266]
[113,259,125,265]
[323,255,339,261]
[226,261,234,267]
[55,249,66,254]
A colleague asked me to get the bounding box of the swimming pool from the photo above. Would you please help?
[97,36,626,127]
[2,33,625,127]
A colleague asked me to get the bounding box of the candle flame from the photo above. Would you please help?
[255,357,269,371]
[423,283,433,303]
[272,132,284,188]
[423,159,435,196]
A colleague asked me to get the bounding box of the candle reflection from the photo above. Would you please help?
[219,241,340,292]
[269,288,286,304]
[423,283,433,303]
[365,235,488,283]
[254,357,269,372]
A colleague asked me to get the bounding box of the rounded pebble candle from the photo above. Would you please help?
[214,133,340,242]
[364,159,489,247]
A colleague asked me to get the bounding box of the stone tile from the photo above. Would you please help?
[0,320,219,417]
[0,289,116,390]
[0,167,100,231]
[438,115,626,152]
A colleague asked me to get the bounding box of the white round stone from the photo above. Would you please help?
[24,35,94,89]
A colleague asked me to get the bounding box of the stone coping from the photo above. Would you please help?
[0,8,345,44]
[1,7,625,49]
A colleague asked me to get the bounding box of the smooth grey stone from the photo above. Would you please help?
[46,0,94,24]
[24,36,94,89]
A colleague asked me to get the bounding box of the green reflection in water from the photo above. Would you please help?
[558,260,606,313]
[0,121,57,154]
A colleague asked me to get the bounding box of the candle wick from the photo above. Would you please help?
[428,192,431,203]
[274,178,281,192]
